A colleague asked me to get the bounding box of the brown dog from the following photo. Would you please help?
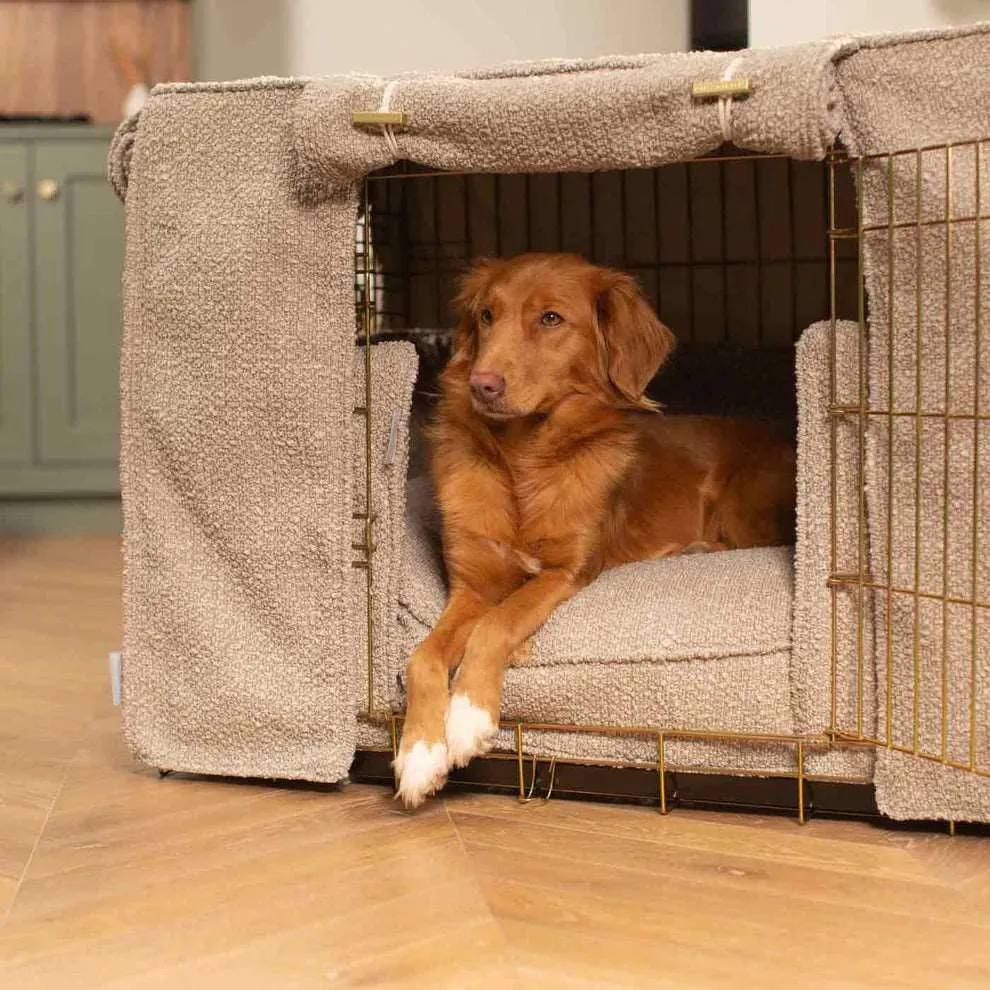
[394,253,795,807]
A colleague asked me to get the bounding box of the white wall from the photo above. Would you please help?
[196,0,990,82]
[194,0,689,81]
[193,0,292,81]
[750,0,990,48]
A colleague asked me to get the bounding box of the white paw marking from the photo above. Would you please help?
[394,740,448,808]
[445,694,497,769]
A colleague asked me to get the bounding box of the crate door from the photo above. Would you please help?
[828,143,990,787]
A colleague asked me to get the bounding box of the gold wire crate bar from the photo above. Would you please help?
[826,572,873,587]
[379,712,825,824]
[829,136,988,164]
[833,212,990,238]
[375,709,830,747]
[830,730,990,778]
[366,149,802,182]
[860,211,990,234]
[829,406,990,422]
[826,573,990,610]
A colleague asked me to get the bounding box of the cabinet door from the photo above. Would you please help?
[34,140,123,464]
[0,143,32,464]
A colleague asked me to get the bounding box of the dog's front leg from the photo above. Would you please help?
[395,528,525,807]
[394,589,488,808]
[446,568,580,768]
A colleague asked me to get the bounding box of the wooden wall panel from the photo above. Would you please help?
[0,1,191,123]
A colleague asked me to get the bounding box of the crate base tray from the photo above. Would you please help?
[350,749,990,835]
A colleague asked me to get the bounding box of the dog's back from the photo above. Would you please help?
[623,414,795,558]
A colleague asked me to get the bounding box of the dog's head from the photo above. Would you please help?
[448,253,675,420]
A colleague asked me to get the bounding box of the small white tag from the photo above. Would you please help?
[384,409,400,467]
[109,650,122,706]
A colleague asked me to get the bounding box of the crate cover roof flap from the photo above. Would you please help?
[107,21,990,201]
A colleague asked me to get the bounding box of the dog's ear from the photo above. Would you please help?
[450,258,501,364]
[595,271,675,410]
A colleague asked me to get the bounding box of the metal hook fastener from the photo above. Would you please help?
[520,756,557,803]
[543,757,558,802]
[518,753,538,803]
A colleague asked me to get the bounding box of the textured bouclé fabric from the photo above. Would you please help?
[116,85,359,782]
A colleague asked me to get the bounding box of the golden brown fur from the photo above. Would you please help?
[393,253,795,807]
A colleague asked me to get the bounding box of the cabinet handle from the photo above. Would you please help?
[1,180,23,203]
[37,179,60,201]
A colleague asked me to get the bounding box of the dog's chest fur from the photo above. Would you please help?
[490,413,637,572]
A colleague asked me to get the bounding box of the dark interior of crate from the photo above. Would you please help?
[365,151,858,477]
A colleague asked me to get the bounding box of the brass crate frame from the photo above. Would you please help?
[352,143,988,827]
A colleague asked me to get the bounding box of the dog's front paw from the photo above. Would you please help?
[393,739,448,809]
[445,694,498,769]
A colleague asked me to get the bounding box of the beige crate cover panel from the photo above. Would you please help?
[112,83,361,782]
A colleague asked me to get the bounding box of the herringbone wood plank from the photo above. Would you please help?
[1,537,988,988]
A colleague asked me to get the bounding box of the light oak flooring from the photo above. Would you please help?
[2,536,990,988]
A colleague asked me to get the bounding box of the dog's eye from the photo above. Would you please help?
[479,308,493,325]
[540,311,563,327]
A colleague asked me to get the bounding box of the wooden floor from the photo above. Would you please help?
[2,538,990,989]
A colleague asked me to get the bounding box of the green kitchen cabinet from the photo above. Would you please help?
[0,127,123,496]
[0,141,32,468]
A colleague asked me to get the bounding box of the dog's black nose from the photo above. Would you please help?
[469,371,507,402]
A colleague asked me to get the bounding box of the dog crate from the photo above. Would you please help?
[109,24,990,826]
